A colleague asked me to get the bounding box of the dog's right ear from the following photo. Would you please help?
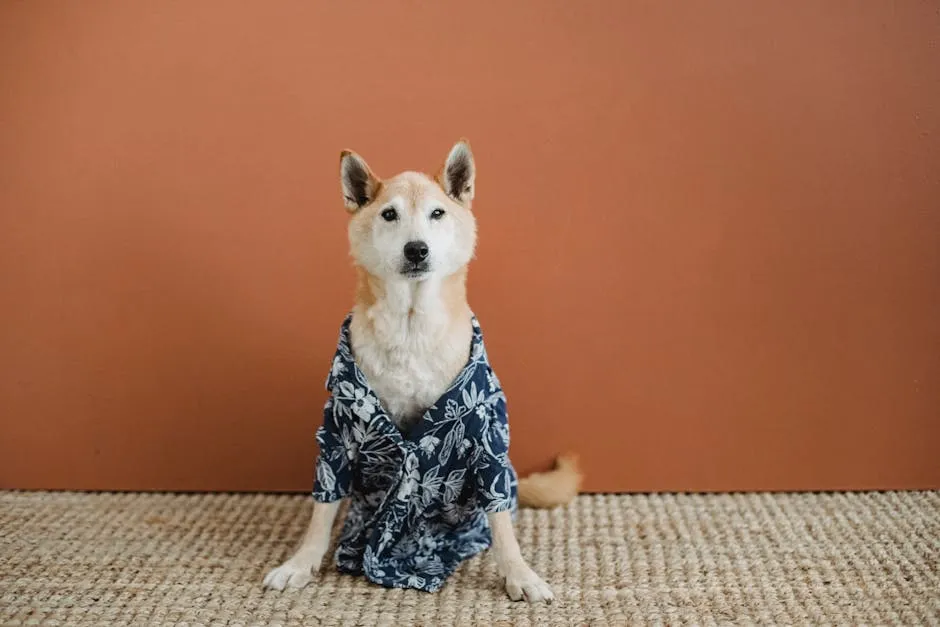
[340,151,380,212]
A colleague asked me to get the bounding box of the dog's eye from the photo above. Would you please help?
[430,208,445,220]
[381,208,398,222]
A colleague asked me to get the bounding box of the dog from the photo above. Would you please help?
[263,140,581,601]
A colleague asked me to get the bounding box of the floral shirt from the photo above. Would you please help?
[312,314,518,592]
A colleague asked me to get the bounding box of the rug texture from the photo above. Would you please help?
[1,491,938,626]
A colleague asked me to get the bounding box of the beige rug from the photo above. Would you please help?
[1,491,938,626]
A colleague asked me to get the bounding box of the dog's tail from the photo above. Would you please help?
[517,452,583,509]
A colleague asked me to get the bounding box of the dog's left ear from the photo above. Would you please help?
[438,139,475,205]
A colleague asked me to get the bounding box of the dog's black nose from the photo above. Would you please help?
[403,240,429,263]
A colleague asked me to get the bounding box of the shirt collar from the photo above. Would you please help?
[326,313,487,397]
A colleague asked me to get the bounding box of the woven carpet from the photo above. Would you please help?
[1,492,938,626]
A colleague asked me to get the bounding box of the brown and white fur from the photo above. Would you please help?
[263,140,579,602]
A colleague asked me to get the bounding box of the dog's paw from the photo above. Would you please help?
[504,565,554,603]
[263,560,315,591]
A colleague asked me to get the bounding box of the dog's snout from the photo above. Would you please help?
[403,241,429,263]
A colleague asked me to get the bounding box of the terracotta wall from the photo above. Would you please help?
[2,2,938,492]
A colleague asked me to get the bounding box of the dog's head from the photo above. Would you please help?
[340,140,477,282]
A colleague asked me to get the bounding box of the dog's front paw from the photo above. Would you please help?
[504,564,554,603]
[263,559,317,591]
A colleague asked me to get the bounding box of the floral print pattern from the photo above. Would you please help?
[312,314,518,592]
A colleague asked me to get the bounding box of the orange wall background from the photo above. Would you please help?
[2,2,938,493]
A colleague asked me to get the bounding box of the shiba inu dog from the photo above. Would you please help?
[263,140,581,601]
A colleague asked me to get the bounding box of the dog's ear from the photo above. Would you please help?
[340,150,380,212]
[439,139,475,204]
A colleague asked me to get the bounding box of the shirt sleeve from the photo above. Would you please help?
[471,392,516,513]
[312,396,353,502]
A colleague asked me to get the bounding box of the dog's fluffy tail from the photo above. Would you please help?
[517,452,583,509]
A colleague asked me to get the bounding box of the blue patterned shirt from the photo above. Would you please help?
[312,314,518,592]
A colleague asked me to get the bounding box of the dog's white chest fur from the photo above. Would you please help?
[349,280,471,430]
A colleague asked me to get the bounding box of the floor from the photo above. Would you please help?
[1,491,938,626]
